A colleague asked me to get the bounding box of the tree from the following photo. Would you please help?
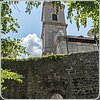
[1,37,29,58]
[1,1,29,58]
[1,68,23,91]
[1,1,20,34]
[66,1,99,38]
[25,1,41,14]
[1,1,41,35]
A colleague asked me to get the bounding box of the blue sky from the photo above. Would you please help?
[2,1,93,39]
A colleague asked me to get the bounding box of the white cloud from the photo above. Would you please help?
[17,33,42,59]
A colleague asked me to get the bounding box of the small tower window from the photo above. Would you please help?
[52,14,57,21]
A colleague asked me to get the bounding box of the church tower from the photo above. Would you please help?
[41,2,67,55]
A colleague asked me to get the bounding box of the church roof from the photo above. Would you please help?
[65,35,98,44]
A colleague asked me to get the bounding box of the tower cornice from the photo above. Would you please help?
[43,21,67,27]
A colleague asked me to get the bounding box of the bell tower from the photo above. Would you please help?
[41,2,67,55]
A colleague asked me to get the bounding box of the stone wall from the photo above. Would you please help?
[68,41,98,53]
[42,24,66,54]
[1,51,99,99]
[55,36,98,54]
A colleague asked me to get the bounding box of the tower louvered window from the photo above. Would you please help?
[52,14,57,21]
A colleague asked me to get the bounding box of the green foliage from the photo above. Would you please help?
[1,1,20,34]
[27,53,65,61]
[50,1,65,14]
[25,1,41,14]
[2,53,65,63]
[66,1,99,36]
[1,1,29,58]
[1,54,66,78]
[1,37,29,58]
[1,68,23,91]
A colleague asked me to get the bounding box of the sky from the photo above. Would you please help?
[2,1,93,58]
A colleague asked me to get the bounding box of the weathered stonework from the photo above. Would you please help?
[41,2,98,55]
[41,2,67,55]
[2,51,99,99]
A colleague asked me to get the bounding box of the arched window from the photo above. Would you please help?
[50,93,63,99]
[52,14,57,21]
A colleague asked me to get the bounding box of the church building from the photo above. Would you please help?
[41,2,98,55]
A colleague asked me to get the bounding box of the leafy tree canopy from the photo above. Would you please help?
[1,1,20,34]
[1,1,30,58]
[1,1,41,35]
[1,37,29,58]
[66,1,99,38]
